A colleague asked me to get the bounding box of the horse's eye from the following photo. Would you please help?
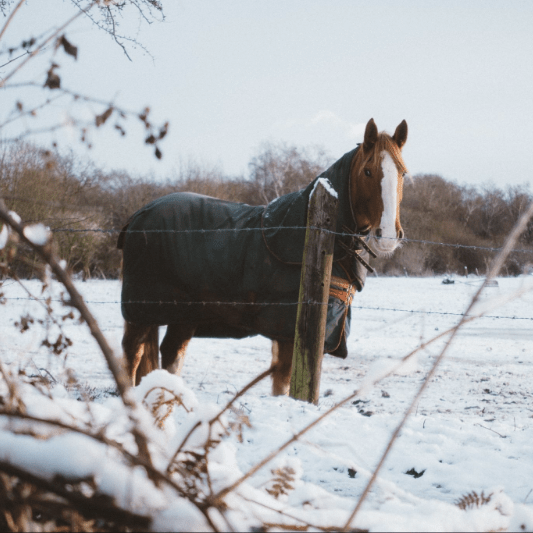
[364,169,371,177]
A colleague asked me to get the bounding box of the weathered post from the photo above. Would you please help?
[290,178,338,404]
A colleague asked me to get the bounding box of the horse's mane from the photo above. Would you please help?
[351,132,409,202]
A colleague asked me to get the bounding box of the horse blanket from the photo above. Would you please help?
[118,147,369,358]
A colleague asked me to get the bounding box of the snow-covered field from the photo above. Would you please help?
[1,275,533,531]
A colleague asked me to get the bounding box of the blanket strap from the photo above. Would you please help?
[342,224,377,259]
[338,224,377,274]
[338,239,375,274]
[329,276,356,305]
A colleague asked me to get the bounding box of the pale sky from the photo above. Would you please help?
[3,1,533,188]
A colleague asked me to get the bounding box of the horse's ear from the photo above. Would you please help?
[393,120,408,149]
[363,118,378,151]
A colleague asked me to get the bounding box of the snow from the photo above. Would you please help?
[22,223,50,246]
[1,275,533,531]
[310,176,338,201]
[0,212,22,249]
[9,211,22,225]
[0,223,7,249]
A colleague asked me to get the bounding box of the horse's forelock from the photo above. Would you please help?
[353,133,407,176]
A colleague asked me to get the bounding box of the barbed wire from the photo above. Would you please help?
[46,225,533,255]
[3,295,533,321]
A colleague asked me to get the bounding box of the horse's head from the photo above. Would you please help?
[350,118,409,256]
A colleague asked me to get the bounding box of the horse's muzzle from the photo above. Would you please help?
[370,226,403,255]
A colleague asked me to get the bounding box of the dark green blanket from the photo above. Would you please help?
[119,147,368,357]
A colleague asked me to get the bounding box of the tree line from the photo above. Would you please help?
[1,142,532,279]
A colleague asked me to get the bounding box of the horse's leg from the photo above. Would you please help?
[136,325,159,385]
[122,322,159,386]
[271,340,294,396]
[160,324,196,376]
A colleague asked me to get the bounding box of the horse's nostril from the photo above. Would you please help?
[398,228,405,239]
[375,228,382,238]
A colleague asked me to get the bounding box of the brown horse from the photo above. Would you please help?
[118,118,409,395]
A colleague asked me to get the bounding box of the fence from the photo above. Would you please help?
[3,186,533,404]
[3,225,533,321]
[47,225,533,254]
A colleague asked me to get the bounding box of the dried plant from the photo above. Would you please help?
[227,406,252,444]
[142,385,193,429]
[265,465,297,499]
[455,491,493,511]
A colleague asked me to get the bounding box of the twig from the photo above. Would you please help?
[0,460,152,529]
[0,409,190,499]
[0,203,129,397]
[166,367,273,473]
[0,93,65,129]
[0,2,95,89]
[474,423,506,438]
[0,50,30,70]
[240,494,365,533]
[211,366,273,424]
[37,367,58,384]
[105,5,132,61]
[0,0,26,44]
[0,411,220,530]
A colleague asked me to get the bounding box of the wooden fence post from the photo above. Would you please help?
[290,178,338,404]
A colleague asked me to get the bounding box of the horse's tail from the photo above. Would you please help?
[117,218,133,281]
[135,325,159,385]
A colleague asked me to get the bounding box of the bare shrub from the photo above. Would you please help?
[384,173,533,276]
[2,142,533,279]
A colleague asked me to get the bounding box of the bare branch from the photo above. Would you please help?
[0,459,152,529]
[0,0,25,44]
[0,49,30,69]
[0,2,95,90]
[166,367,273,473]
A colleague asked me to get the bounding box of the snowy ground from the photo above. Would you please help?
[1,275,533,531]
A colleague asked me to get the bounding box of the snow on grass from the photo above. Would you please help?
[1,276,533,531]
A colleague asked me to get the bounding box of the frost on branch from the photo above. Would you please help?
[0,211,22,250]
[0,223,7,250]
[23,223,50,246]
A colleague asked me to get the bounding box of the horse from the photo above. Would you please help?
[117,118,409,395]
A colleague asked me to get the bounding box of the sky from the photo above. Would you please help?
[2,1,533,188]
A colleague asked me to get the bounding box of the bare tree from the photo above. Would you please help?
[248,142,330,204]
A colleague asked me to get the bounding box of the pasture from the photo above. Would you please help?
[1,275,532,531]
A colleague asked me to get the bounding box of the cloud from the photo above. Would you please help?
[275,110,366,142]
[309,110,366,140]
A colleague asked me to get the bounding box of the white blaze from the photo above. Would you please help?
[376,151,398,253]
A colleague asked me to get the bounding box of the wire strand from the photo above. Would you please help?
[47,226,533,255]
[3,296,532,321]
